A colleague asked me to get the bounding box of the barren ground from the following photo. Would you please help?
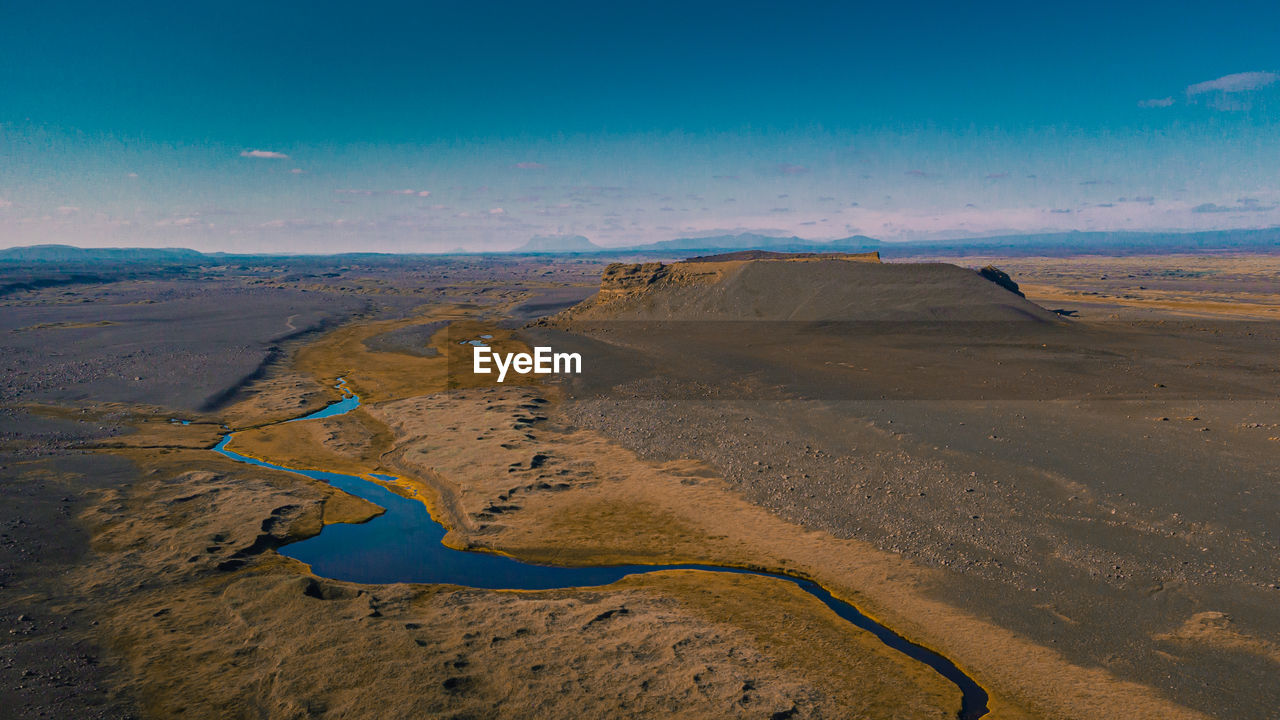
[2,252,1276,719]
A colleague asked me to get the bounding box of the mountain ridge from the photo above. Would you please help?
[4,226,1279,261]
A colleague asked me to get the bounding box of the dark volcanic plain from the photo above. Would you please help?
[534,254,1280,718]
[2,250,1277,719]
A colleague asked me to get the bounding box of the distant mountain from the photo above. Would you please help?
[878,227,1280,258]
[0,244,207,264]
[5,226,1276,264]
[513,235,603,253]
[626,232,882,254]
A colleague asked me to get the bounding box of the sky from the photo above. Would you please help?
[2,0,1279,252]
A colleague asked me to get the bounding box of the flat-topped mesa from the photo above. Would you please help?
[681,250,882,263]
[597,251,882,299]
[540,252,1059,325]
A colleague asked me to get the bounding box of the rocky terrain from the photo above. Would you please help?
[2,251,1277,719]
[534,254,1280,718]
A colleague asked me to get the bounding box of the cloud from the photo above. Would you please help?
[1191,199,1277,213]
[488,207,505,214]
[240,149,290,159]
[56,205,79,215]
[334,188,430,197]
[1138,96,1174,108]
[774,163,809,176]
[290,168,306,174]
[0,198,11,209]
[984,172,1008,180]
[1185,72,1279,110]
[904,169,930,178]
[513,162,546,170]
[155,216,198,227]
[126,172,139,178]
[1186,71,1278,96]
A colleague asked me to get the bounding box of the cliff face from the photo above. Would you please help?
[598,262,670,295]
[978,265,1025,297]
[540,254,1058,325]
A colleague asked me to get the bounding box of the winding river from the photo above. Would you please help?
[214,381,989,720]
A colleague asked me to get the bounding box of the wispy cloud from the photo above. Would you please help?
[513,162,546,170]
[334,188,430,197]
[155,216,199,227]
[1138,96,1174,108]
[240,149,290,159]
[1186,71,1278,96]
[773,163,809,176]
[1191,198,1277,213]
[1185,71,1279,110]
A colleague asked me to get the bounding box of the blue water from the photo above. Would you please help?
[213,387,988,719]
[288,378,358,422]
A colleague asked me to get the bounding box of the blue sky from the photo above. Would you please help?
[2,0,1279,251]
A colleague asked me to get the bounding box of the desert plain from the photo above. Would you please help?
[1,249,1278,720]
